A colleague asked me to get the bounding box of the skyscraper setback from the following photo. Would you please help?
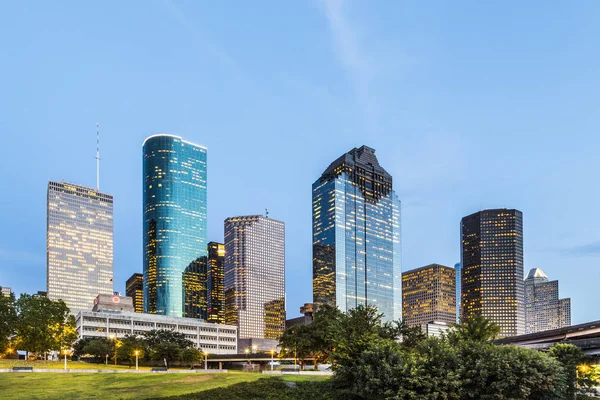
[224,215,285,341]
[524,268,571,334]
[461,209,525,337]
[312,146,401,322]
[143,134,207,317]
[47,181,114,312]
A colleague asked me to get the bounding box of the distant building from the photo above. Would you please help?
[524,268,571,334]
[143,134,207,317]
[47,180,114,313]
[312,146,401,322]
[125,273,144,313]
[286,303,315,329]
[454,262,461,322]
[182,257,208,320]
[75,310,237,354]
[92,294,135,313]
[461,209,525,337]
[207,242,225,324]
[421,321,451,338]
[224,215,285,348]
[402,264,456,327]
[0,287,12,297]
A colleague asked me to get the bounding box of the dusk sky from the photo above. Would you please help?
[0,1,599,322]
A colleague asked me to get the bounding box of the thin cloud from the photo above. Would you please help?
[563,241,600,257]
[322,0,378,133]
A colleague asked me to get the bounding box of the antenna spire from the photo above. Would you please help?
[96,123,100,190]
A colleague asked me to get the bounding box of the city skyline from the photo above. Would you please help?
[1,2,600,324]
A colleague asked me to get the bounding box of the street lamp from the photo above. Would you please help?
[63,349,68,371]
[252,345,258,354]
[204,352,208,370]
[270,349,275,371]
[244,348,250,365]
[105,353,109,366]
[134,350,140,371]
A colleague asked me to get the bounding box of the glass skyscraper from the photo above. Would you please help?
[143,134,207,317]
[207,242,225,324]
[461,209,525,337]
[224,215,285,340]
[312,146,401,322]
[47,181,114,313]
[454,262,461,322]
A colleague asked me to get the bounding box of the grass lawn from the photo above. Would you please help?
[0,359,155,370]
[0,370,331,400]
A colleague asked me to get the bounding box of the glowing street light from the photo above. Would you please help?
[244,348,250,365]
[270,349,275,371]
[134,350,140,371]
[62,349,68,371]
[204,352,209,370]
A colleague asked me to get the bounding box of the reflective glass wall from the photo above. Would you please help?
[312,146,401,322]
[143,135,207,317]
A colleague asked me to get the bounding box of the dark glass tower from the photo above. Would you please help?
[312,146,401,322]
[207,242,225,324]
[461,209,524,337]
[143,134,207,317]
[126,273,144,313]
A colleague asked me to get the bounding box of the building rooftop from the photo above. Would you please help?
[526,268,549,280]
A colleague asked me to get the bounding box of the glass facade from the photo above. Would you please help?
[224,216,285,339]
[207,242,225,324]
[125,273,144,313]
[143,134,207,317]
[312,146,401,322]
[47,181,114,313]
[454,262,461,322]
[402,264,456,327]
[461,209,524,337]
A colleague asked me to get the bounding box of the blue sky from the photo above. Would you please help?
[0,1,599,323]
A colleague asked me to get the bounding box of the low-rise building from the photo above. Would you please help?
[75,310,238,354]
[92,294,135,313]
[0,286,12,297]
[421,321,451,338]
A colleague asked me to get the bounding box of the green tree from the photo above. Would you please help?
[81,339,114,363]
[279,324,314,370]
[447,314,501,344]
[459,341,565,400]
[0,292,17,353]
[151,342,181,369]
[14,294,76,359]
[395,320,427,350]
[307,304,344,365]
[143,329,194,349]
[548,343,596,399]
[115,335,146,367]
[180,346,202,369]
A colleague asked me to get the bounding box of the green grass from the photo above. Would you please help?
[0,371,331,400]
[0,359,196,370]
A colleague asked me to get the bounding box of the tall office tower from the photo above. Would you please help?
[207,242,225,324]
[461,209,524,337]
[524,268,571,334]
[125,273,144,313]
[224,215,285,340]
[312,146,401,322]
[47,181,114,313]
[143,134,207,317]
[454,262,461,322]
[402,264,456,327]
[182,256,208,319]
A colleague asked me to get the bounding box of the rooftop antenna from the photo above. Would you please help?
[95,123,101,190]
[265,208,269,218]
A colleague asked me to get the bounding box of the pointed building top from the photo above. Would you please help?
[526,268,549,281]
